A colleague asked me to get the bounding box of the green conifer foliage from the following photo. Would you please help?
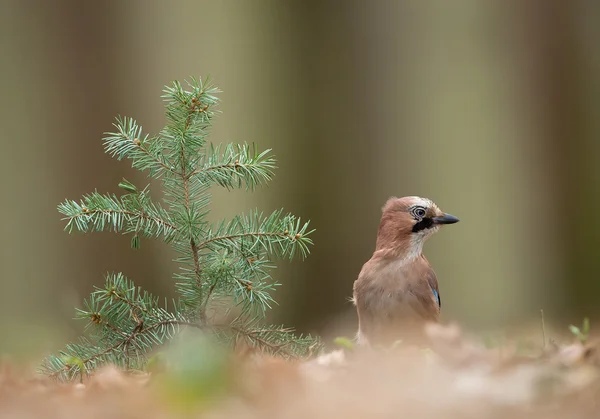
[40,78,321,381]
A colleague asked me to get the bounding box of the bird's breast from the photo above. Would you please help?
[354,255,438,319]
[355,258,413,307]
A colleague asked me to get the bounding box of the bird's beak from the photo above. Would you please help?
[432,213,460,225]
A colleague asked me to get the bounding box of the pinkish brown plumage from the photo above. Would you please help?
[352,196,459,346]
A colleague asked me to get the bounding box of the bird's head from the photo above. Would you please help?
[375,196,459,257]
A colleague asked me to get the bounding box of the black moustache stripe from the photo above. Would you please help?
[412,217,434,233]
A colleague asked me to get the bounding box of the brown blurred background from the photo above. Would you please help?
[0,0,599,356]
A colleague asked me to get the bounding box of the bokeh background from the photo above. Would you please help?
[1,0,599,356]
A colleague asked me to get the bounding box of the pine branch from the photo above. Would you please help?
[58,189,178,244]
[228,322,322,359]
[40,273,197,380]
[104,116,176,178]
[192,143,276,190]
[199,209,314,260]
[174,209,313,320]
[161,77,220,174]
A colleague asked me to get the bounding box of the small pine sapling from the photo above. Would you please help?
[40,77,321,381]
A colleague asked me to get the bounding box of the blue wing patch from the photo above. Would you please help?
[432,288,440,308]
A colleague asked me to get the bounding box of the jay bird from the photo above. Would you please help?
[352,196,459,346]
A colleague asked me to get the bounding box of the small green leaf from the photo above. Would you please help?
[569,325,581,337]
[333,336,354,351]
[60,354,86,382]
[118,178,138,193]
[160,336,230,412]
[583,317,590,335]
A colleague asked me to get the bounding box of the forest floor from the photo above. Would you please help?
[2,322,600,419]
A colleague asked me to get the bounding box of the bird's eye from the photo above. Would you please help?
[411,206,427,219]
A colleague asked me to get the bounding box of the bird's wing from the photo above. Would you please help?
[427,266,441,308]
[352,259,380,342]
[406,263,440,321]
